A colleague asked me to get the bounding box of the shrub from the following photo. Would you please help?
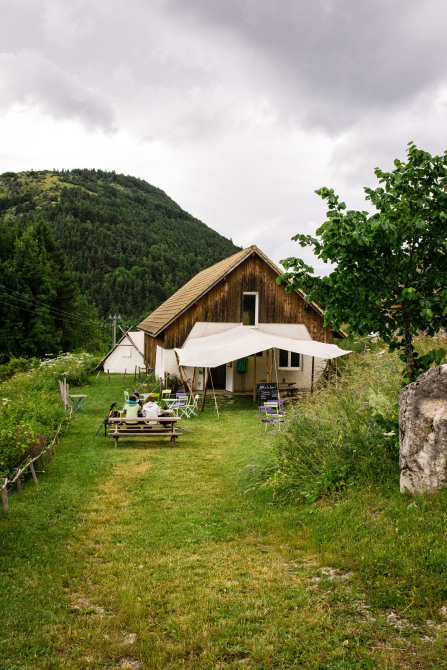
[0,357,39,383]
[255,341,403,503]
[0,352,97,479]
[38,352,97,386]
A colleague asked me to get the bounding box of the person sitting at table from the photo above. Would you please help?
[142,395,168,425]
[122,395,143,418]
[133,390,144,407]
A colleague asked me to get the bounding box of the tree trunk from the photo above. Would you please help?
[404,325,415,381]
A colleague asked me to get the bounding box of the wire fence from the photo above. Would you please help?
[1,379,72,515]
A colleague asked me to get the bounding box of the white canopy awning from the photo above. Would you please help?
[155,345,180,379]
[174,325,350,368]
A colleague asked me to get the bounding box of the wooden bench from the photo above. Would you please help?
[107,417,182,447]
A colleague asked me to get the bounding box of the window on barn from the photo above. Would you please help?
[242,292,258,326]
[278,349,301,370]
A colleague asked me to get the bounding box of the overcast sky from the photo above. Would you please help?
[1,0,447,273]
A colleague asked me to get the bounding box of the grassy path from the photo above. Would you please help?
[1,376,445,669]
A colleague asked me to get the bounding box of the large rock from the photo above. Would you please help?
[399,364,447,494]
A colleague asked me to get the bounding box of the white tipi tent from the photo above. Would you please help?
[101,331,145,374]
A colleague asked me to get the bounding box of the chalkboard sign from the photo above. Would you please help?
[257,382,279,402]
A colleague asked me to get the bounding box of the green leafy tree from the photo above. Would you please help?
[0,220,105,360]
[279,143,447,381]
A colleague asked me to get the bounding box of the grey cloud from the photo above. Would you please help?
[0,50,116,131]
[3,0,447,139]
[164,0,447,132]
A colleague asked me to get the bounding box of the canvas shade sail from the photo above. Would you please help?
[174,325,350,368]
[155,345,180,378]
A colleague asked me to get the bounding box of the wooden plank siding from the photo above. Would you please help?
[144,253,333,368]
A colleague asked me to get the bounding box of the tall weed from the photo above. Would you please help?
[258,341,403,503]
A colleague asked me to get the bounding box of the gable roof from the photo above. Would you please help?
[137,245,324,337]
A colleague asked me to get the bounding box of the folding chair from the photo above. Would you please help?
[264,400,286,419]
[180,394,200,418]
[170,400,185,417]
[161,389,171,408]
[188,394,200,417]
[259,406,281,436]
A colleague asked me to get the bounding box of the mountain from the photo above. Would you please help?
[0,169,241,324]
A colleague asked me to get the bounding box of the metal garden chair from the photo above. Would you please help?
[259,406,281,435]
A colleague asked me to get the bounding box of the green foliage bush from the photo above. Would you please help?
[256,339,403,503]
[0,356,39,383]
[0,352,97,479]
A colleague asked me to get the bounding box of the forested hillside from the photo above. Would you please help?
[0,169,240,360]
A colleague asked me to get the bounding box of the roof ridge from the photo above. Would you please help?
[136,245,327,336]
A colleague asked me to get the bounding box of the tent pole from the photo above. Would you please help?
[253,354,257,403]
[183,368,195,406]
[209,369,219,419]
[311,357,315,393]
[191,367,198,408]
[174,352,195,406]
[266,349,270,383]
[201,368,209,412]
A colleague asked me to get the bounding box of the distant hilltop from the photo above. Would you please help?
[0,169,241,322]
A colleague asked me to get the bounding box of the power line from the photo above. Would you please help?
[0,285,136,331]
[0,285,93,324]
[0,295,107,327]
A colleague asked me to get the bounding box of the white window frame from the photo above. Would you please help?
[242,292,258,327]
[278,349,302,370]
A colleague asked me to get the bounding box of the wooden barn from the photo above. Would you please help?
[137,245,346,393]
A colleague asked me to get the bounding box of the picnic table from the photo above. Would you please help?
[278,383,297,398]
[107,416,182,447]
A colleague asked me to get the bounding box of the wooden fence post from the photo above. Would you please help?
[15,470,22,494]
[107,369,110,384]
[2,483,9,515]
[29,462,38,485]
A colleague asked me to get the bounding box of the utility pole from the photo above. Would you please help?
[108,314,121,347]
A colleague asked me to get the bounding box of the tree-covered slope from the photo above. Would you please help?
[0,169,241,322]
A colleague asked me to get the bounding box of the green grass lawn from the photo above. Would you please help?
[1,374,446,669]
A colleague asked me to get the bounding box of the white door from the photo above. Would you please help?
[225,363,234,392]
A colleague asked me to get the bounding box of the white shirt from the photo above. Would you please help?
[142,401,162,425]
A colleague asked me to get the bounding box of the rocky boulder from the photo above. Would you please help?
[399,364,447,494]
